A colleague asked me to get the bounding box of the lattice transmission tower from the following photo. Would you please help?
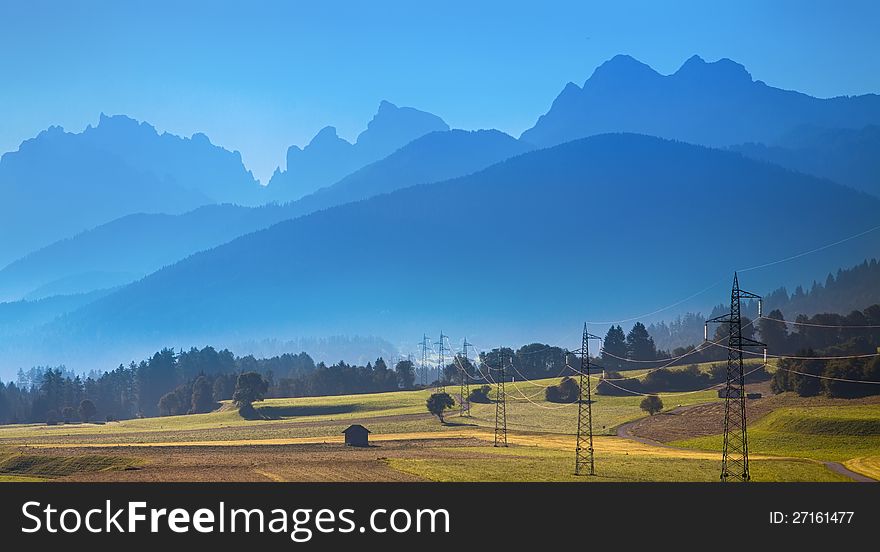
[435,332,448,392]
[459,338,472,416]
[705,273,765,482]
[572,324,602,476]
[419,334,431,387]
[494,348,507,447]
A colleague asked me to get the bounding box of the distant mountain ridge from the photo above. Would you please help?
[11,133,879,372]
[521,54,880,148]
[265,101,449,202]
[0,129,529,301]
[731,125,880,197]
[0,204,288,301]
[0,114,260,267]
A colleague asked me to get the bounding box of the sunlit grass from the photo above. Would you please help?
[386,444,847,482]
[673,404,880,462]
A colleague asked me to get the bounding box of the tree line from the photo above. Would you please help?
[764,305,880,398]
[2,303,878,425]
[0,346,414,425]
[648,258,880,352]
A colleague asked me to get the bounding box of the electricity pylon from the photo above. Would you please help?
[435,332,448,392]
[419,334,430,387]
[706,273,765,482]
[459,339,472,416]
[494,348,507,447]
[571,324,602,476]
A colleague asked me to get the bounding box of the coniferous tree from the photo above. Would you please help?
[395,359,416,389]
[601,325,628,368]
[190,375,215,413]
[758,309,790,354]
[626,322,657,361]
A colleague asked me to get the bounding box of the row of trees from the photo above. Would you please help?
[595,364,770,396]
[0,347,415,425]
[771,353,880,398]
[3,302,878,425]
[600,323,660,367]
[438,343,570,385]
[647,259,880,353]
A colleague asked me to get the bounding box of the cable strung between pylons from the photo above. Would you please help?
[757,315,880,329]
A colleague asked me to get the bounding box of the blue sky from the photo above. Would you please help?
[1,0,878,181]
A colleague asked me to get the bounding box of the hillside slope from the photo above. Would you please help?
[17,133,879,369]
[0,129,529,301]
[0,115,259,266]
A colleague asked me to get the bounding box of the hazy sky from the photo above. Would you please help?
[2,0,878,181]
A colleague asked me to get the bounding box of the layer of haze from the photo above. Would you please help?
[1,0,879,182]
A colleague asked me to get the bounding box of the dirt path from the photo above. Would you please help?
[822,462,875,482]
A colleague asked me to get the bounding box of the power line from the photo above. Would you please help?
[758,315,880,329]
[598,364,768,398]
[583,278,726,325]
[737,223,880,273]
[772,365,880,384]
[719,344,880,361]
[459,338,472,417]
[582,222,880,326]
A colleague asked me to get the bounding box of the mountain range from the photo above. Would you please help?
[265,100,450,202]
[521,54,880,149]
[2,54,880,375]
[0,129,529,302]
[9,133,878,370]
[0,115,260,267]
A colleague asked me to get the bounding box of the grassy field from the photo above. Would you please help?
[844,456,880,480]
[0,359,873,482]
[387,445,849,482]
[673,404,880,462]
[0,364,725,445]
[0,446,138,479]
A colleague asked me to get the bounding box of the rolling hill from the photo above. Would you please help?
[0,204,289,301]
[12,133,880,371]
[731,125,880,198]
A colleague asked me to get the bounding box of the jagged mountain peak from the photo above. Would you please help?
[268,101,448,202]
[587,54,660,84]
[673,54,752,83]
[522,54,880,148]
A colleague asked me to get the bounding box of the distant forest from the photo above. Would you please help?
[2,301,879,425]
[597,305,880,398]
[0,342,576,425]
[649,258,880,352]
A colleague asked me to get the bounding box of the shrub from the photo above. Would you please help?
[596,371,643,396]
[640,395,663,416]
[468,385,492,403]
[545,376,580,403]
[78,399,97,422]
[426,392,455,423]
[232,372,269,410]
[61,406,77,424]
